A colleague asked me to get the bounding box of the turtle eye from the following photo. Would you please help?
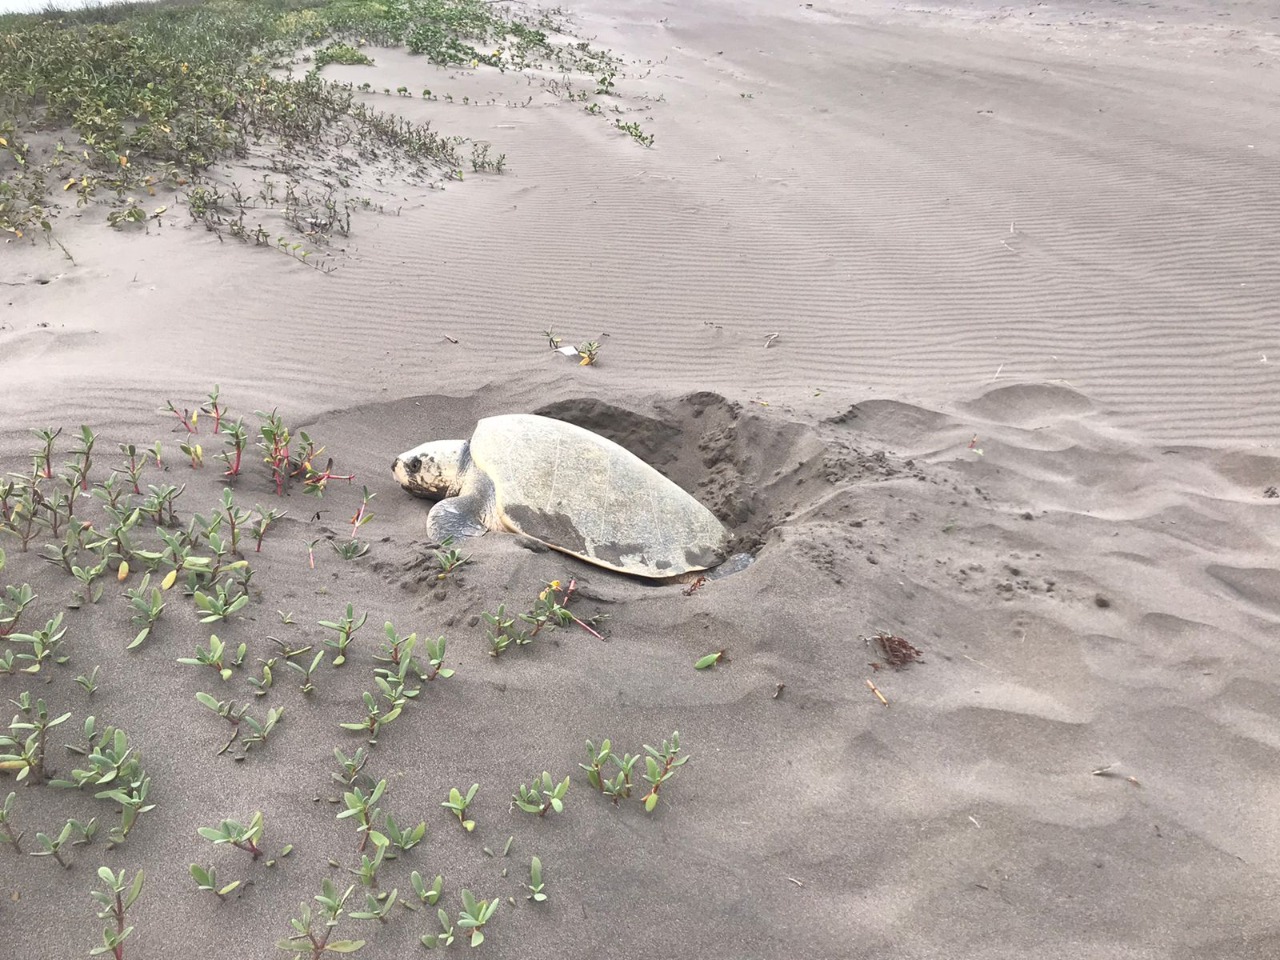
[408,456,422,473]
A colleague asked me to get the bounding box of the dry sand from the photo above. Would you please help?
[3,1,1280,957]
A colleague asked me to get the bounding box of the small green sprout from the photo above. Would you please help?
[288,648,327,693]
[411,871,444,906]
[75,666,101,696]
[0,791,23,852]
[421,909,455,949]
[376,813,426,857]
[349,836,388,888]
[32,820,77,868]
[512,772,569,817]
[339,690,402,745]
[178,634,244,680]
[525,856,547,902]
[642,731,689,812]
[190,863,242,899]
[331,539,370,560]
[442,784,479,832]
[319,605,368,666]
[331,747,369,787]
[277,880,365,957]
[124,573,166,649]
[197,811,265,860]
[456,889,499,947]
[89,867,143,959]
[434,540,469,578]
[192,580,249,623]
[349,887,398,921]
[337,779,385,852]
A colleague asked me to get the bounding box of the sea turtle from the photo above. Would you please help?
[392,414,731,578]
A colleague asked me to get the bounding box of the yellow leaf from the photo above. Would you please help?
[64,179,77,191]
[118,561,130,582]
[161,569,177,591]
[0,136,6,147]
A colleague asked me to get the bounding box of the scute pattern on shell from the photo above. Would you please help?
[467,414,729,578]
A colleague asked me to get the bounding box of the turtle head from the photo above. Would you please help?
[392,439,468,499]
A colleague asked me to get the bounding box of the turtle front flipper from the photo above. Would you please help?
[425,470,497,542]
[426,496,489,541]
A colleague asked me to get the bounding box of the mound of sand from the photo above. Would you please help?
[3,2,1279,959]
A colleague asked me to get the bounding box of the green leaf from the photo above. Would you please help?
[218,880,241,896]
[324,940,366,953]
[694,653,721,669]
[645,793,659,812]
[127,628,150,650]
[125,870,145,908]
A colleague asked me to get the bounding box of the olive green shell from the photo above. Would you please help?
[469,414,728,577]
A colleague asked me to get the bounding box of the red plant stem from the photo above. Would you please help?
[171,407,197,434]
[113,890,126,960]
[561,579,605,641]
[225,445,242,478]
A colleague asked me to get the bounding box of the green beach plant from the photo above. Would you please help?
[89,867,143,959]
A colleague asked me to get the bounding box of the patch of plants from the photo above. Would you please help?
[483,578,605,656]
[580,732,689,811]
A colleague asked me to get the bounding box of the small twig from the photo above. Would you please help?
[1090,763,1141,787]
[444,335,459,344]
[866,679,888,707]
[772,683,785,699]
[763,333,780,348]
[786,877,804,888]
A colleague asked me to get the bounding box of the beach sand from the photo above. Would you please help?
[2,1,1279,957]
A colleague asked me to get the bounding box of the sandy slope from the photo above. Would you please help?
[2,1,1279,958]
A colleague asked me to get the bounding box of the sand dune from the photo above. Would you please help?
[3,1,1280,958]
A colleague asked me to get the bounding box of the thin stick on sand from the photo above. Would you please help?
[866,679,889,707]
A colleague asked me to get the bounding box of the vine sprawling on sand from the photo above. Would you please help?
[0,0,620,246]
